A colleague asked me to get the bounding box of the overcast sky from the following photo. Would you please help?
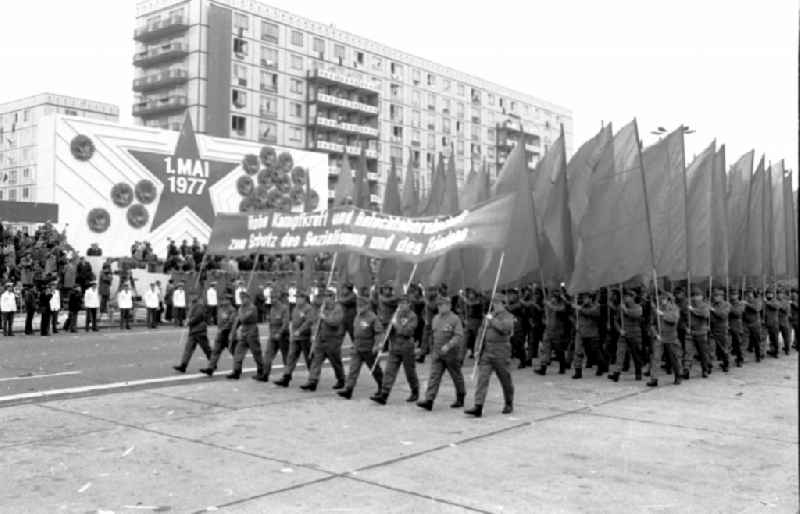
[0,0,796,184]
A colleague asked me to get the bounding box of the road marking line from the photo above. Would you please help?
[0,371,82,383]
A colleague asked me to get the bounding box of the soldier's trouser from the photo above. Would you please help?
[180,333,211,367]
[766,325,780,353]
[207,328,232,369]
[650,338,682,379]
[262,334,289,379]
[746,324,763,358]
[510,333,526,362]
[710,330,731,367]
[232,333,264,374]
[779,324,791,352]
[528,325,544,360]
[424,351,465,401]
[538,332,566,367]
[474,343,514,406]
[308,341,345,383]
[682,333,710,374]
[573,336,606,370]
[381,348,419,395]
[677,327,687,360]
[283,338,311,377]
[345,348,383,391]
[729,327,743,362]
[464,321,480,355]
[611,334,642,374]
[605,331,620,365]
[420,326,433,356]
[205,306,217,325]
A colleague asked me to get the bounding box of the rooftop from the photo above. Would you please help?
[0,93,120,116]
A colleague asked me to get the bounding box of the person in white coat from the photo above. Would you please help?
[49,282,61,334]
[1,283,17,336]
[83,282,100,332]
[144,283,160,329]
[117,283,134,330]
[234,280,247,308]
[172,282,187,327]
[205,281,218,325]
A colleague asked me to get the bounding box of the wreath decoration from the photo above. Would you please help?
[70,134,95,161]
[87,208,111,233]
[110,183,135,208]
[126,204,149,229]
[134,179,157,204]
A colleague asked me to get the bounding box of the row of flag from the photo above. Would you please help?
[330,120,797,294]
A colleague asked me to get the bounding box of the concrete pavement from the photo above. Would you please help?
[0,347,796,513]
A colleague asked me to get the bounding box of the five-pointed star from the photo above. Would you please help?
[128,116,239,231]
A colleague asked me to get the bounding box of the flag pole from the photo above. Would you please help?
[633,119,660,333]
[370,263,418,373]
[471,251,506,381]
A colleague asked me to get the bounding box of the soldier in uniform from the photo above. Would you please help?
[777,289,792,355]
[173,295,212,373]
[647,291,683,386]
[273,291,316,387]
[408,283,426,356]
[728,290,745,367]
[339,281,357,342]
[571,292,606,378]
[505,288,527,368]
[525,286,545,362]
[709,287,731,372]
[465,293,515,417]
[534,290,568,375]
[608,290,644,382]
[300,289,346,391]
[763,288,781,357]
[683,288,711,379]
[199,297,236,376]
[741,288,763,362]
[418,285,440,362]
[417,296,465,411]
[377,281,399,328]
[337,296,384,399]
[790,289,798,350]
[261,290,290,381]
[370,295,419,405]
[463,288,484,360]
[226,291,265,380]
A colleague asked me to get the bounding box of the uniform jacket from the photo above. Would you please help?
[84,289,100,309]
[234,304,259,338]
[656,305,680,343]
[290,303,315,340]
[620,302,643,338]
[710,301,730,333]
[172,289,186,308]
[353,309,383,351]
[778,299,790,327]
[430,311,464,356]
[729,301,744,331]
[389,308,417,352]
[339,290,357,325]
[117,290,133,310]
[544,300,567,336]
[764,299,780,328]
[269,302,290,339]
[217,305,236,332]
[378,293,399,325]
[144,289,160,309]
[67,289,82,311]
[484,309,514,344]
[576,302,602,338]
[688,301,710,335]
[188,302,207,336]
[743,298,762,326]
[318,302,345,343]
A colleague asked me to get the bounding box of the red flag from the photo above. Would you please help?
[377,158,403,283]
[710,145,729,282]
[333,154,354,206]
[569,120,652,294]
[685,141,716,278]
[642,127,687,279]
[461,160,491,288]
[744,156,766,278]
[784,169,797,279]
[763,162,774,280]
[770,160,787,278]
[567,125,613,250]
[726,150,754,279]
[538,125,573,283]
[401,150,419,217]
[429,149,464,291]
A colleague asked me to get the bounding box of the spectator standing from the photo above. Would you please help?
[117,283,133,330]
[76,257,94,293]
[83,282,99,331]
[98,265,113,317]
[173,282,187,326]
[144,283,160,328]
[1,282,17,336]
[63,286,82,333]
[23,286,37,335]
[39,284,53,336]
[49,281,61,334]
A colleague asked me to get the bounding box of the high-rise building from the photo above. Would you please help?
[133,0,572,205]
[0,93,119,203]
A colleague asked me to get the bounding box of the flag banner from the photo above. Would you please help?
[710,145,729,281]
[762,162,774,280]
[538,125,573,283]
[569,120,651,294]
[727,150,754,278]
[207,193,515,262]
[783,169,797,279]
[685,141,716,278]
[567,125,613,250]
[770,160,787,277]
[641,127,686,279]
[377,158,403,283]
[429,150,465,290]
[461,161,491,287]
[744,157,765,277]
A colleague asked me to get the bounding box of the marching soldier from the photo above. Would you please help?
[337,296,384,399]
[764,288,781,358]
[608,290,644,382]
[790,289,798,350]
[417,296,465,411]
[377,281,399,327]
[173,295,212,373]
[741,288,763,362]
[728,291,745,367]
[261,291,290,382]
[465,293,515,417]
[463,288,485,360]
[418,285,441,362]
[339,281,357,341]
[370,295,419,405]
[506,288,527,368]
[226,291,266,380]
[408,283,426,356]
[709,287,731,372]
[777,289,792,355]
[274,291,316,387]
[300,289,346,391]
[683,288,711,379]
[534,290,568,375]
[647,291,683,386]
[525,286,545,362]
[571,292,606,378]
[199,297,237,376]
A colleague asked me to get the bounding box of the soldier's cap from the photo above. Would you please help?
[492,293,508,303]
[435,296,450,306]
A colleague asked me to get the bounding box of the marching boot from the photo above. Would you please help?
[337,388,353,400]
[607,372,620,382]
[273,375,291,387]
[252,374,269,382]
[634,365,642,381]
[673,373,682,385]
[416,399,433,411]
[225,372,241,380]
[682,369,690,380]
[502,403,513,414]
[406,389,419,402]
[534,365,547,376]
[646,378,658,387]
[332,380,345,390]
[172,365,186,373]
[464,405,483,417]
[701,368,708,378]
[558,359,567,375]
[299,380,318,391]
[369,392,387,405]
[198,367,214,377]
[450,393,465,408]
[571,368,582,380]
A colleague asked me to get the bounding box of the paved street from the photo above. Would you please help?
[0,328,797,513]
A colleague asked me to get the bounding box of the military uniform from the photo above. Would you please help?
[521,291,543,361]
[467,295,515,417]
[778,294,792,355]
[261,299,290,380]
[535,296,568,374]
[742,294,763,361]
[764,294,781,356]
[572,298,606,377]
[608,295,644,381]
[174,299,211,372]
[372,302,419,403]
[728,297,745,366]
[338,299,384,399]
[683,296,711,378]
[648,299,683,386]
[200,301,236,375]
[339,285,357,341]
[302,295,346,390]
[419,289,440,359]
[463,291,484,359]
[228,299,265,379]
[274,296,316,386]
[709,294,731,371]
[506,290,527,366]
[419,302,465,409]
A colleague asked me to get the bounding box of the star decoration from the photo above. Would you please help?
[128,115,239,231]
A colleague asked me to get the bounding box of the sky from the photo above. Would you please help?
[0,0,797,185]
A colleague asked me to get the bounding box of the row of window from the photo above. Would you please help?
[231,90,305,119]
[0,186,30,201]
[230,115,304,144]
[0,167,33,185]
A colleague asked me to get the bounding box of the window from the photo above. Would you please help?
[412,110,420,128]
[442,98,451,113]
[231,115,246,135]
[356,52,364,65]
[372,56,382,71]
[390,83,400,99]
[412,129,421,144]
[290,78,303,94]
[260,95,277,117]
[232,89,247,108]
[426,133,435,150]
[259,121,277,142]
[261,21,279,42]
[233,37,248,57]
[392,126,403,138]
[234,12,249,32]
[441,136,448,146]
[233,63,248,86]
[22,187,29,200]
[472,143,482,156]
[391,146,403,160]
[427,92,436,110]
[442,118,451,134]
[289,126,302,142]
[9,189,16,201]
[9,170,17,185]
[443,79,451,91]
[290,30,303,47]
[290,54,303,71]
[471,88,481,104]
[290,102,303,118]
[487,94,495,106]
[427,73,435,86]
[334,44,345,61]
[261,71,278,91]
[456,121,462,134]
[260,46,277,68]
[390,62,402,76]
[22,167,30,179]
[23,110,29,122]
[412,69,421,85]
[312,37,325,54]
[458,83,465,96]
[65,109,78,116]
[390,104,402,123]
[457,140,464,155]
[412,90,420,108]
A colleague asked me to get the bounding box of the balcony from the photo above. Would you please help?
[525,143,541,154]
[132,68,189,92]
[370,194,380,204]
[132,95,188,117]
[314,140,344,153]
[314,93,378,116]
[133,42,188,67]
[328,166,341,177]
[307,68,380,95]
[367,172,379,182]
[314,116,339,129]
[134,14,189,43]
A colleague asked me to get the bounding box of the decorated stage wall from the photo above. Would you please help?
[36,115,328,258]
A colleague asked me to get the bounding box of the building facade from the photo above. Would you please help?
[133,0,572,204]
[0,93,119,203]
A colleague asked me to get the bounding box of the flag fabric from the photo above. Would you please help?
[344,145,372,289]
[566,125,613,250]
[333,154,354,206]
[744,156,766,278]
[401,151,419,217]
[536,125,573,284]
[460,160,491,288]
[429,149,464,291]
[763,162,774,280]
[770,160,787,278]
[783,169,798,279]
[641,127,687,279]
[477,136,539,290]
[569,120,652,294]
[414,155,447,283]
[685,141,716,278]
[710,145,729,282]
[726,150,754,279]
[376,158,403,283]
